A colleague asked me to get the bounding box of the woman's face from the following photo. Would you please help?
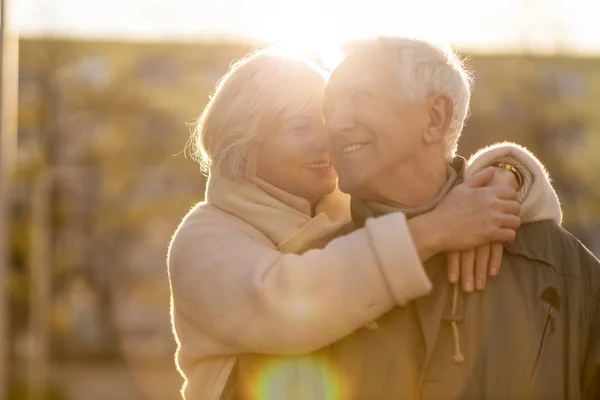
[255,104,337,204]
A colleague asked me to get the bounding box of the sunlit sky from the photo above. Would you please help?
[15,0,600,54]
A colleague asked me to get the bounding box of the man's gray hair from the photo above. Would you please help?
[344,37,473,160]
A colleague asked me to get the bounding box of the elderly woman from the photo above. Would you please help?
[168,49,561,399]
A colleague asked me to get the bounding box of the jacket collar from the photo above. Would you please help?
[351,156,466,227]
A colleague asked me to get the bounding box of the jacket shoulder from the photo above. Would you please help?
[169,202,271,253]
[506,220,600,293]
[176,201,257,232]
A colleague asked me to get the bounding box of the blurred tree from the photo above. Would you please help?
[15,38,235,365]
[461,53,600,252]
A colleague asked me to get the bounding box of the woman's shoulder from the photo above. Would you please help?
[168,202,277,271]
[181,201,232,223]
[172,201,272,245]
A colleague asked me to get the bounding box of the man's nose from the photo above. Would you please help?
[325,104,356,135]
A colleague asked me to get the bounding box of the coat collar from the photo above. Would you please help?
[351,156,466,227]
[205,174,351,253]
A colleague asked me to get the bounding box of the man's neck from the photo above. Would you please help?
[361,155,448,209]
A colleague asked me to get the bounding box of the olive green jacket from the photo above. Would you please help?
[330,219,600,399]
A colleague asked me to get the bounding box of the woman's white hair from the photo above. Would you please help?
[190,48,328,180]
[345,36,473,160]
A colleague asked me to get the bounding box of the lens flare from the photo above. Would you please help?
[242,356,348,400]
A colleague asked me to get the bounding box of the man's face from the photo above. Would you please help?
[322,55,430,195]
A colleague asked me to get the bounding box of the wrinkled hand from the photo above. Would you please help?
[447,243,504,292]
[433,167,521,251]
[445,166,520,292]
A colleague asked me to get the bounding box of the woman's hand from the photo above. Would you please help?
[429,167,521,248]
[446,166,521,292]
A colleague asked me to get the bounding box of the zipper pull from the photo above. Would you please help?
[549,307,556,334]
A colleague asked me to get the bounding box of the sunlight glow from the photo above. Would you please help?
[17,0,600,54]
[243,357,349,400]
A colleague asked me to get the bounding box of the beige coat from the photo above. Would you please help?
[168,143,562,399]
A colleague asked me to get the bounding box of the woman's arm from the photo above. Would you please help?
[169,179,520,356]
[466,141,562,225]
[169,206,428,355]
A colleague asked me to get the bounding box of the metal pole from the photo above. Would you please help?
[27,171,52,400]
[0,0,19,398]
[27,168,86,400]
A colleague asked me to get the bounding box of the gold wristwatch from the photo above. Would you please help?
[493,162,523,190]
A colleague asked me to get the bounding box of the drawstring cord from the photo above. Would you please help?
[448,283,465,363]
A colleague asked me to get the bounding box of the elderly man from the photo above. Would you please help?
[322,37,600,399]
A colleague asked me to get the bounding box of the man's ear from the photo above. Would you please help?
[423,93,453,144]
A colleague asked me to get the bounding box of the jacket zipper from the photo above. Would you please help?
[531,304,556,377]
